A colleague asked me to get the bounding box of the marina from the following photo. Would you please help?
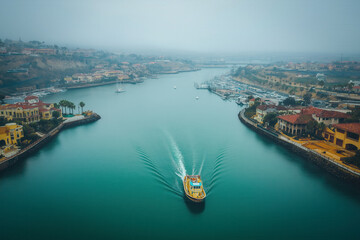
[1,68,360,239]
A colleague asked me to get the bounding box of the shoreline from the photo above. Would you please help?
[65,79,144,90]
[238,109,360,184]
[0,113,101,172]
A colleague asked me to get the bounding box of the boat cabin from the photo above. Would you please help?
[190,181,202,192]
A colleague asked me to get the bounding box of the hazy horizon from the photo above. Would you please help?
[1,0,360,55]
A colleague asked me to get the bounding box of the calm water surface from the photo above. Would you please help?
[1,68,360,240]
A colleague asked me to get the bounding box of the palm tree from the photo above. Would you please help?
[79,101,85,113]
[59,100,66,114]
[68,102,75,114]
[59,100,63,113]
[64,100,70,114]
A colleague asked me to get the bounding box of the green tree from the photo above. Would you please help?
[303,92,312,105]
[52,111,60,119]
[317,122,326,135]
[69,102,75,114]
[79,101,85,113]
[282,97,296,106]
[263,113,278,127]
[59,100,66,114]
[306,120,318,136]
[348,82,354,92]
[0,94,5,104]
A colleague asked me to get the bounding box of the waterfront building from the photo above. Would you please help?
[277,114,314,135]
[22,48,56,55]
[312,110,349,126]
[0,96,62,123]
[0,123,24,146]
[353,86,360,93]
[255,105,277,122]
[249,98,256,107]
[300,106,349,126]
[324,123,360,151]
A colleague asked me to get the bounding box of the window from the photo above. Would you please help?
[336,138,343,147]
[347,132,359,141]
[337,129,345,134]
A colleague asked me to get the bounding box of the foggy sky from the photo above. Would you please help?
[0,0,359,54]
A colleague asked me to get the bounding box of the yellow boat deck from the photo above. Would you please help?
[184,175,206,201]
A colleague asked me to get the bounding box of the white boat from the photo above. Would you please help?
[115,88,125,93]
[196,96,199,100]
[115,79,125,93]
[174,85,177,89]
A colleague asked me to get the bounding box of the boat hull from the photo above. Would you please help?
[184,193,205,203]
[183,175,206,203]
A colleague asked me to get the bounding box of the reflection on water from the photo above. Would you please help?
[183,196,205,214]
[2,68,360,239]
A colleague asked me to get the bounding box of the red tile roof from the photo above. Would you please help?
[315,110,349,119]
[300,106,322,115]
[256,105,276,111]
[24,95,39,101]
[277,114,314,124]
[0,100,53,111]
[276,106,288,111]
[0,103,38,110]
[333,123,360,135]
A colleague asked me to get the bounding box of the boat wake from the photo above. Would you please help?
[206,149,227,195]
[167,134,187,180]
[136,133,229,199]
[136,147,182,197]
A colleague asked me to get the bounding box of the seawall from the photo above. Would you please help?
[0,113,101,172]
[238,109,360,184]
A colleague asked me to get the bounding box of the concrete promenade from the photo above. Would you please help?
[0,113,101,172]
[239,109,360,181]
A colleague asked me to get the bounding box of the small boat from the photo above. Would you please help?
[174,85,177,89]
[115,78,125,93]
[196,96,199,100]
[115,88,125,93]
[183,175,206,202]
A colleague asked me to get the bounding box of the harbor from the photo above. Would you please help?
[1,68,360,239]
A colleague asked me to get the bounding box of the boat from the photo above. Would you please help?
[115,79,126,93]
[174,85,177,89]
[115,88,125,93]
[196,96,199,100]
[183,175,206,202]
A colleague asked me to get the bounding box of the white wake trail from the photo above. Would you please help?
[198,154,205,175]
[167,133,187,180]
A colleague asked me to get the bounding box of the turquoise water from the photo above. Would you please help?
[1,68,360,239]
